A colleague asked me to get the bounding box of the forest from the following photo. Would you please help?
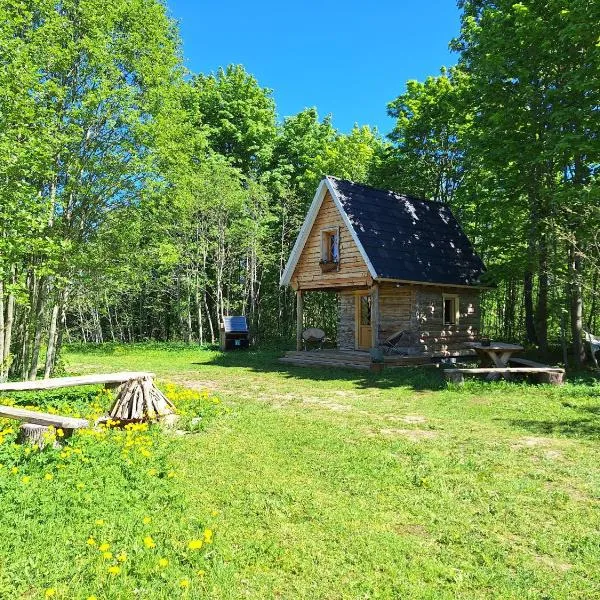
[0,0,599,380]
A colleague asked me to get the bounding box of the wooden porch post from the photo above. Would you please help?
[371,283,380,349]
[296,290,304,351]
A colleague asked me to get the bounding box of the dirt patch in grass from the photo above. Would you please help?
[303,398,352,411]
[377,428,438,441]
[168,378,221,392]
[511,436,561,449]
[533,554,573,572]
[393,523,428,537]
[385,414,428,424]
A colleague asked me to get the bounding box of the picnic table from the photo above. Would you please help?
[467,342,524,368]
[446,341,563,385]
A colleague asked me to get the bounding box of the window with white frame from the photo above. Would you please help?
[443,294,459,326]
[321,227,339,263]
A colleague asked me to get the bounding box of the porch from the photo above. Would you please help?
[280,348,476,370]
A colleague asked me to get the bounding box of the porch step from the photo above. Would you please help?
[279,356,371,370]
[279,350,434,370]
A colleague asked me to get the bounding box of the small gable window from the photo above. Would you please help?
[320,227,339,271]
[443,294,459,326]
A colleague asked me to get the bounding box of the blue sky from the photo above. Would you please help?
[166,1,461,135]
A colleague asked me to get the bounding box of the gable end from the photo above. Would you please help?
[280,177,378,287]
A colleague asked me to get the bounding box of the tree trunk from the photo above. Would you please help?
[4,266,15,363]
[44,301,60,378]
[536,243,549,356]
[524,271,537,345]
[569,242,585,367]
[28,276,48,380]
[204,293,215,344]
[0,279,5,379]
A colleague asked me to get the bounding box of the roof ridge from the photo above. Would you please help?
[325,175,448,206]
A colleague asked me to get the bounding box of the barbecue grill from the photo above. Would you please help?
[219,316,250,351]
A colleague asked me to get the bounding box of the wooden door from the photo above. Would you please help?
[356,293,372,350]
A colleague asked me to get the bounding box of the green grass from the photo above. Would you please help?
[0,381,222,599]
[8,344,600,598]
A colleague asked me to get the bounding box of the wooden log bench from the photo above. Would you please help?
[444,366,565,385]
[0,405,89,447]
[0,371,176,446]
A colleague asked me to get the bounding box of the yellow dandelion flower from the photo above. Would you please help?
[56,428,64,438]
[211,510,219,517]
[167,471,175,478]
[87,537,96,546]
[87,596,98,600]
[102,551,113,560]
[44,473,53,481]
[143,516,152,525]
[107,565,121,575]
[143,536,156,549]
[45,589,56,598]
[158,558,169,568]
[117,552,127,563]
[203,529,213,544]
[21,475,31,484]
[98,543,110,552]
[10,466,18,474]
[179,579,189,588]
[95,519,105,526]
[187,539,203,550]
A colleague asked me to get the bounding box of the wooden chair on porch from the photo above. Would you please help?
[381,329,413,355]
[301,327,328,351]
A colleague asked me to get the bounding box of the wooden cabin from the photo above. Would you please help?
[280,177,487,364]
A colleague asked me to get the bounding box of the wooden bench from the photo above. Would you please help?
[0,371,175,446]
[0,372,154,393]
[508,357,553,369]
[444,366,565,385]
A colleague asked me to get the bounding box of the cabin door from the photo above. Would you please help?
[356,293,372,350]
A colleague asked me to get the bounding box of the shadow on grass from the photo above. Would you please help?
[200,350,447,392]
[507,417,600,441]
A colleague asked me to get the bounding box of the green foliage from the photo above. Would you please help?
[189,65,277,175]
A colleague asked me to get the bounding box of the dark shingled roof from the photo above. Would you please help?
[327,177,486,286]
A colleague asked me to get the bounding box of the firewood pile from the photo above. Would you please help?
[108,376,175,422]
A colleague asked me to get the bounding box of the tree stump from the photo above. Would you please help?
[17,423,62,448]
[108,376,175,422]
[537,371,565,385]
[445,371,465,385]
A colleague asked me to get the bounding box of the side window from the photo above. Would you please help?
[443,294,459,325]
[321,228,339,263]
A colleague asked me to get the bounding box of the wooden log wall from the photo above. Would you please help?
[378,283,414,345]
[336,283,481,353]
[338,291,356,350]
[413,285,480,353]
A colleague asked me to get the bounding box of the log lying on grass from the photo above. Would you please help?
[108,376,175,422]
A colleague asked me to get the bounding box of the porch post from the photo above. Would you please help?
[371,283,380,349]
[296,290,304,351]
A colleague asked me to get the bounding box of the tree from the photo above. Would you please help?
[456,0,600,359]
[0,0,184,378]
[189,65,277,176]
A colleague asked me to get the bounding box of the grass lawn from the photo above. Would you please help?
[53,344,600,599]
